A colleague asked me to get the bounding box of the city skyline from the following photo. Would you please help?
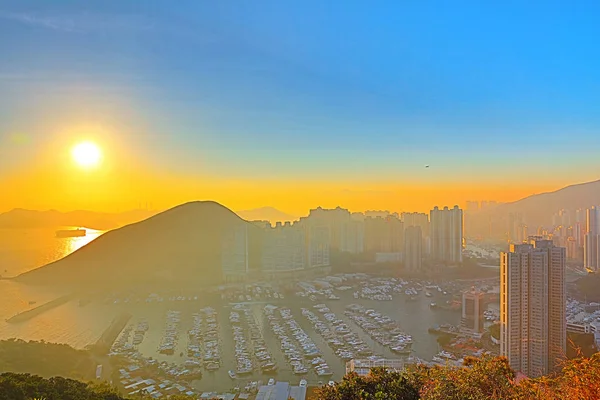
[2,2,600,213]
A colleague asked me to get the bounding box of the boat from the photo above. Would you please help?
[430,302,437,308]
[205,362,220,371]
[391,345,411,355]
[261,363,278,374]
[56,228,86,238]
[228,370,237,379]
[425,292,433,297]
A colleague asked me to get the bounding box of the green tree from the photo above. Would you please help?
[489,323,500,340]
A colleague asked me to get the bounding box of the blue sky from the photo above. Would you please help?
[1,1,600,194]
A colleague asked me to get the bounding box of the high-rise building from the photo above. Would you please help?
[404,226,422,272]
[575,208,586,224]
[302,207,364,254]
[430,205,463,264]
[364,215,403,254]
[500,237,566,378]
[305,224,330,268]
[261,222,306,272]
[401,212,430,237]
[462,288,485,334]
[584,206,600,271]
[508,213,524,243]
[221,223,250,282]
[552,209,571,228]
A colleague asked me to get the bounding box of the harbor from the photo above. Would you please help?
[99,273,485,395]
[0,271,504,395]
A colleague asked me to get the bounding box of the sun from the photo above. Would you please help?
[72,142,102,168]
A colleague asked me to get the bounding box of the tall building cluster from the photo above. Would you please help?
[534,206,600,265]
[500,237,566,378]
[221,204,464,280]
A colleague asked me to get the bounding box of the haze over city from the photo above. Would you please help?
[2,2,600,400]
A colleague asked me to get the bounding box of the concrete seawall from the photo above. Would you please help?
[6,294,75,323]
[92,312,132,355]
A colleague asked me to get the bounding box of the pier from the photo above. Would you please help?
[6,294,75,323]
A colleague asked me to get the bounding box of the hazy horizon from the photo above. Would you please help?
[1,178,596,217]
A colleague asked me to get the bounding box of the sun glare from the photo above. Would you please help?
[72,142,102,168]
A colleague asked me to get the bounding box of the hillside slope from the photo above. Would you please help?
[16,201,259,288]
[493,179,600,226]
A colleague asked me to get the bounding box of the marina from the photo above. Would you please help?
[1,272,502,393]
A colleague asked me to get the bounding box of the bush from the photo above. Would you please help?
[317,354,600,400]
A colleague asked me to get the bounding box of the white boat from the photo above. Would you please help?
[228,370,237,379]
[299,379,307,387]
[268,378,275,386]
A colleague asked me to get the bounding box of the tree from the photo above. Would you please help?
[489,323,500,340]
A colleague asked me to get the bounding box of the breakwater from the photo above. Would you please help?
[91,312,132,355]
[6,294,75,323]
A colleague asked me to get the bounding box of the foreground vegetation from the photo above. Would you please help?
[0,339,94,380]
[317,354,600,400]
[1,353,599,399]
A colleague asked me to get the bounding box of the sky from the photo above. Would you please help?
[1,1,600,215]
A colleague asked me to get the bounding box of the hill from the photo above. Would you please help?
[236,206,297,223]
[0,208,157,230]
[476,179,600,229]
[16,201,261,288]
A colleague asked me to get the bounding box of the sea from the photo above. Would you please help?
[0,227,115,348]
[0,227,483,391]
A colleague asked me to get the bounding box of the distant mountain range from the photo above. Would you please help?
[493,179,600,226]
[0,206,295,230]
[236,207,297,223]
[17,202,262,288]
[0,209,158,230]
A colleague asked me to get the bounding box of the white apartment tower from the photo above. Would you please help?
[261,222,306,272]
[500,237,566,378]
[584,206,600,271]
[430,205,463,264]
